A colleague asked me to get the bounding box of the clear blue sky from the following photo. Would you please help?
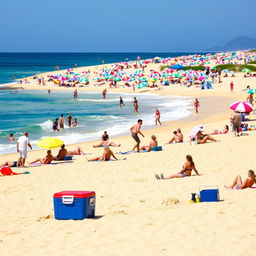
[0,0,255,52]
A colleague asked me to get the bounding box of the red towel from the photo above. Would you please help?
[0,167,19,176]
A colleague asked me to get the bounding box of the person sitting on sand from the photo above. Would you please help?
[29,150,54,165]
[166,130,182,144]
[93,131,120,147]
[53,144,67,160]
[177,128,183,142]
[87,146,118,161]
[208,125,229,135]
[140,135,158,151]
[0,160,20,168]
[155,155,201,179]
[196,130,220,144]
[225,170,256,189]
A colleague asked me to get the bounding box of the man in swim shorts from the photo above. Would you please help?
[130,119,144,152]
[230,111,241,137]
[17,132,32,167]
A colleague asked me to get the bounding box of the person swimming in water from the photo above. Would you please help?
[9,133,15,141]
[155,155,201,179]
[87,146,118,161]
[224,170,256,189]
[120,97,125,108]
[52,118,59,132]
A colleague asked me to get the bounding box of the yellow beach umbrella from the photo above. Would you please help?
[37,137,64,149]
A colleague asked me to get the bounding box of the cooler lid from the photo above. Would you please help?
[54,191,95,198]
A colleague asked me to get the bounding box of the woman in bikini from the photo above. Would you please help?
[155,108,162,127]
[155,155,201,179]
[224,170,256,189]
[208,125,229,135]
[87,146,118,161]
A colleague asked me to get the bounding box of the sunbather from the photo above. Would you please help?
[166,130,182,144]
[29,150,54,165]
[196,130,220,144]
[93,131,121,147]
[208,125,229,135]
[67,146,85,156]
[140,135,158,151]
[155,155,201,179]
[224,170,256,189]
[0,160,19,168]
[53,144,67,160]
[87,146,118,161]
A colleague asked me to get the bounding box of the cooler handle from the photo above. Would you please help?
[62,195,74,204]
[199,185,218,192]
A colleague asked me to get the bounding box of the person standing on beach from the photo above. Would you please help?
[120,97,125,108]
[67,114,72,128]
[60,115,65,130]
[102,89,107,99]
[130,119,144,152]
[155,107,162,126]
[230,81,234,93]
[17,132,32,167]
[133,97,139,112]
[194,98,200,113]
[73,89,78,99]
[230,111,241,137]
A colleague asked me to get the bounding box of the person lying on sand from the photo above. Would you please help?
[155,155,201,179]
[166,130,183,144]
[208,125,229,135]
[140,135,158,151]
[93,131,121,148]
[29,150,54,165]
[0,160,20,168]
[87,146,118,161]
[54,145,85,160]
[224,170,256,189]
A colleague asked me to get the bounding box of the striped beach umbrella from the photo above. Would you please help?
[230,101,253,113]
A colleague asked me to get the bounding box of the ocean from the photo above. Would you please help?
[0,52,206,85]
[0,90,193,154]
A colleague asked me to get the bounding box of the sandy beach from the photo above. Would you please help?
[1,57,256,256]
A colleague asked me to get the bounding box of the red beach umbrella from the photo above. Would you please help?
[230,101,253,113]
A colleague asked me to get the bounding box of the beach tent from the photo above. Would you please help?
[201,81,213,90]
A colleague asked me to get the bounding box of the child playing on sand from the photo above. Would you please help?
[155,155,201,179]
[225,170,256,189]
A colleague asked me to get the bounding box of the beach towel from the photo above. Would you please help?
[0,166,19,176]
[29,161,73,166]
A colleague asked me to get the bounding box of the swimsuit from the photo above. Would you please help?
[131,133,140,143]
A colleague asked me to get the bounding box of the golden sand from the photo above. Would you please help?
[0,64,256,255]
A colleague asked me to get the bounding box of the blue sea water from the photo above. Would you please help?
[0,90,193,154]
[0,52,207,85]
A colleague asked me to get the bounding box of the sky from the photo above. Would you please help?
[0,0,255,52]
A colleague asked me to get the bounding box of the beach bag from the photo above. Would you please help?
[0,166,19,176]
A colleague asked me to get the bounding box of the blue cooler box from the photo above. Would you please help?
[199,186,219,202]
[53,191,96,220]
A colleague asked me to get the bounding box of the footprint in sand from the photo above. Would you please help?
[112,210,128,215]
[36,214,53,221]
[161,197,180,206]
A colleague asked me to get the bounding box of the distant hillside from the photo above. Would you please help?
[207,36,256,52]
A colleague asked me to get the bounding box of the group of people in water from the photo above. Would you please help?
[52,114,78,132]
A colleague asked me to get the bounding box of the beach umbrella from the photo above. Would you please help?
[37,137,64,149]
[247,89,256,94]
[242,69,251,73]
[230,101,253,113]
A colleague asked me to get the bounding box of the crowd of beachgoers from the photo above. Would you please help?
[18,50,256,91]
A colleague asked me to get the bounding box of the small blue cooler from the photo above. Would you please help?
[199,186,219,202]
[53,191,96,220]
